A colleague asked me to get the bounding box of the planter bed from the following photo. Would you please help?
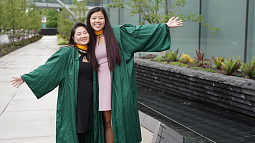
[134,58,255,118]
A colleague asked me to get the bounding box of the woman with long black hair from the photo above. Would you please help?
[86,7,183,143]
[11,22,95,143]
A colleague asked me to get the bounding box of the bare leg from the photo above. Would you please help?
[102,110,113,143]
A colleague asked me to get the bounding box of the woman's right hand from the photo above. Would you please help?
[11,76,24,88]
[166,17,183,28]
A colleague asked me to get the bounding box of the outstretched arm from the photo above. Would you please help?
[112,17,183,56]
[11,76,24,88]
[10,47,72,99]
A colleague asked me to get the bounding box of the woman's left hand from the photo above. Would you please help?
[166,17,183,28]
[10,76,24,88]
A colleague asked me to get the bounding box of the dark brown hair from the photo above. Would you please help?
[68,22,94,62]
[86,7,122,71]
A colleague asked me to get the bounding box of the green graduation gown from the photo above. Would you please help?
[22,47,93,143]
[93,23,171,143]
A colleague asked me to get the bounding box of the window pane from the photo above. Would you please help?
[109,8,119,26]
[119,3,139,26]
[201,0,246,60]
[103,0,118,26]
[169,0,200,59]
[102,0,109,11]
[247,0,255,62]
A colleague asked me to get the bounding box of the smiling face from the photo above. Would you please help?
[90,11,105,31]
[73,26,89,45]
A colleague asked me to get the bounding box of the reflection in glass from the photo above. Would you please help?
[201,0,246,60]
[247,0,255,62]
[170,0,200,59]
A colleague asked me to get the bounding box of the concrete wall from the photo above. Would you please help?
[39,28,59,35]
[134,58,255,118]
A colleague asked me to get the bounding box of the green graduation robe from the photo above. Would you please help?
[22,47,94,143]
[93,23,171,143]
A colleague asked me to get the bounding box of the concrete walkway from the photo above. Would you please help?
[0,36,153,143]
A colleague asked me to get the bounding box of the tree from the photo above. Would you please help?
[0,0,41,45]
[28,7,42,36]
[58,7,74,39]
[57,0,88,39]
[71,0,88,23]
[4,0,21,44]
[0,0,7,32]
[109,0,219,35]
[45,9,58,28]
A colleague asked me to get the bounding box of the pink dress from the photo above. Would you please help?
[95,41,112,111]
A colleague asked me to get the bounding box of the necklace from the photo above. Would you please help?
[96,33,104,45]
[94,30,104,45]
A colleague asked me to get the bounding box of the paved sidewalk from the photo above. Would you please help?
[0,36,152,143]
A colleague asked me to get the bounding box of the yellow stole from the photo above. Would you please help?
[76,43,88,51]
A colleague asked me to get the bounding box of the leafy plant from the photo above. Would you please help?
[165,47,181,62]
[240,57,255,79]
[191,67,217,73]
[58,41,69,45]
[180,53,193,64]
[235,56,242,72]
[169,62,188,67]
[212,56,224,69]
[221,56,241,75]
[194,49,212,68]
[153,56,164,62]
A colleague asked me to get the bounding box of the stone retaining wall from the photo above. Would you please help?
[134,58,255,118]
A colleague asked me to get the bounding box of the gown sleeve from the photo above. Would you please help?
[21,47,72,99]
[113,23,171,54]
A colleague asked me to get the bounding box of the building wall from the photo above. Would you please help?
[102,0,255,62]
[31,0,100,6]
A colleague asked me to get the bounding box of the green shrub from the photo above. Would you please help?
[235,56,242,71]
[1,49,7,54]
[14,42,20,46]
[56,34,61,38]
[221,56,241,75]
[191,67,217,73]
[212,56,224,69]
[19,40,25,46]
[240,56,255,79]
[165,47,180,62]
[153,56,164,62]
[58,41,69,45]
[170,62,188,67]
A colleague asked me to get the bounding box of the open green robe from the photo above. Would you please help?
[21,23,170,143]
[22,47,94,143]
[93,23,171,143]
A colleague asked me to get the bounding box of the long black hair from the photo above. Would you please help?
[86,7,122,71]
[68,22,94,62]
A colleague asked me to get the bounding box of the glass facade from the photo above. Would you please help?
[31,0,100,5]
[102,0,255,63]
[36,0,247,62]
[247,0,255,62]
[201,0,246,60]
[169,0,200,60]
